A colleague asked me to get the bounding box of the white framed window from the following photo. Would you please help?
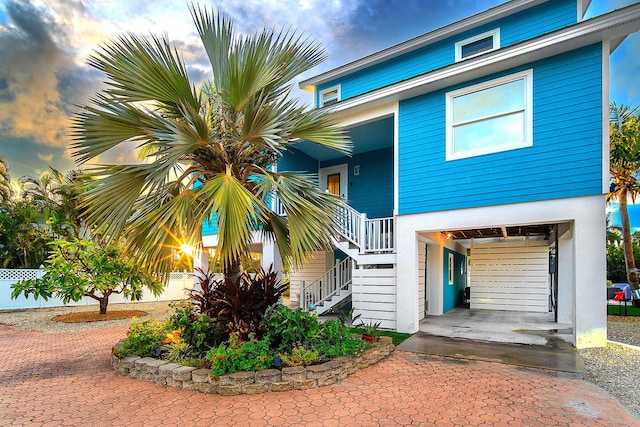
[448,253,454,285]
[446,69,533,161]
[455,29,500,62]
[319,85,340,107]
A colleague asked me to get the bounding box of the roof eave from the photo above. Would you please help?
[299,0,549,89]
[324,4,640,120]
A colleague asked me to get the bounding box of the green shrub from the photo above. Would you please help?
[261,305,320,353]
[170,300,223,357]
[207,333,273,378]
[196,266,286,338]
[279,347,319,367]
[314,319,365,359]
[114,318,171,358]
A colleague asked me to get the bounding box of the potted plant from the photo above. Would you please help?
[358,320,381,343]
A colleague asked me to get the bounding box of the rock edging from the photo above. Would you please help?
[111,336,395,395]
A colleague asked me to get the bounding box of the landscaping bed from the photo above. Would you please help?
[112,335,395,395]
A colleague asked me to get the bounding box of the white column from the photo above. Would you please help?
[396,216,420,333]
[557,223,573,326]
[261,240,283,282]
[573,196,607,349]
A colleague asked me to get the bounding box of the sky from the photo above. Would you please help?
[0,0,639,184]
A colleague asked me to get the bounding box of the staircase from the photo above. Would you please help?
[294,204,396,314]
[299,257,353,315]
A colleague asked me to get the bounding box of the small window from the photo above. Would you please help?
[446,69,533,161]
[455,29,500,62]
[319,85,340,107]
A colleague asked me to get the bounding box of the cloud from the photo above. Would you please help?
[0,1,96,147]
[36,152,53,162]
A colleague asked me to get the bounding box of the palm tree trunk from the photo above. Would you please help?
[619,193,639,291]
[225,257,243,283]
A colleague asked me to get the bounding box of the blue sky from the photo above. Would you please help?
[0,0,638,183]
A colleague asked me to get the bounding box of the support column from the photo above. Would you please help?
[573,197,607,349]
[396,216,419,333]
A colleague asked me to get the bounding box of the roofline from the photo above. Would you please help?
[299,0,550,89]
[325,3,640,119]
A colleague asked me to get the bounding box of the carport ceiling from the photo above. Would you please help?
[443,224,554,240]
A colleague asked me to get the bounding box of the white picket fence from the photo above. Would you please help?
[0,269,197,311]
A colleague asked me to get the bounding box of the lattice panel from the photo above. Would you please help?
[0,269,42,281]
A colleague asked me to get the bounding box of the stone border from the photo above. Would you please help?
[111,336,395,395]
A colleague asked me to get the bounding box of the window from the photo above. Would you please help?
[319,85,340,107]
[446,70,533,161]
[455,29,500,62]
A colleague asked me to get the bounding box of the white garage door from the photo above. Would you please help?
[469,238,549,312]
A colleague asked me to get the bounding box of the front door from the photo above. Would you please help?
[319,164,348,200]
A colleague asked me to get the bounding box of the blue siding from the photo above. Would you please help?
[398,43,603,215]
[443,248,466,313]
[278,147,318,173]
[320,147,394,218]
[316,0,576,105]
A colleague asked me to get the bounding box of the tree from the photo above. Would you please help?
[11,239,163,314]
[608,103,640,292]
[71,6,351,279]
[0,155,11,204]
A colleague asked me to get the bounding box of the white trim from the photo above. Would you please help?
[317,6,640,116]
[602,40,610,194]
[299,0,547,88]
[448,253,454,284]
[393,103,399,216]
[319,164,348,200]
[319,85,340,107]
[578,0,593,21]
[445,69,533,161]
[455,28,500,62]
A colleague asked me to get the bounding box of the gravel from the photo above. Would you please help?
[0,301,174,333]
[0,303,638,419]
[579,317,640,420]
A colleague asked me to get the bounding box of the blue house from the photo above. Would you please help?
[203,0,640,348]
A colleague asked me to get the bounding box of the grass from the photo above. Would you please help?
[608,304,640,316]
[349,327,412,346]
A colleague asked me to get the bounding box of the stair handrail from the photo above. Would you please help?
[274,194,394,254]
[335,204,364,248]
[300,257,353,310]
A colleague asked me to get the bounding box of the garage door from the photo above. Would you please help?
[469,238,549,312]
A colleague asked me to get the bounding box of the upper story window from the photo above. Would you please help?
[319,85,340,107]
[455,29,500,62]
[446,69,533,161]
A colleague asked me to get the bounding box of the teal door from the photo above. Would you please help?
[443,249,466,313]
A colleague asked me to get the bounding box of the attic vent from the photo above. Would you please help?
[319,85,340,107]
[455,28,500,62]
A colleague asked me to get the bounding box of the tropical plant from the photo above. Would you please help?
[609,103,640,291]
[0,155,12,203]
[113,318,172,358]
[169,300,224,357]
[70,5,351,281]
[279,347,319,367]
[203,266,286,337]
[357,319,382,337]
[208,333,273,378]
[0,200,49,268]
[314,319,366,359]
[11,239,164,314]
[262,304,320,353]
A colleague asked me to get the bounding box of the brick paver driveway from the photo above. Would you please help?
[0,324,637,426]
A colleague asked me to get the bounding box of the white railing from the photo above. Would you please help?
[364,216,395,253]
[272,195,394,253]
[0,269,196,310]
[300,257,353,310]
[336,204,363,248]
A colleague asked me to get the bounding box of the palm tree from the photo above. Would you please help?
[71,6,351,278]
[0,155,12,204]
[608,103,640,292]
